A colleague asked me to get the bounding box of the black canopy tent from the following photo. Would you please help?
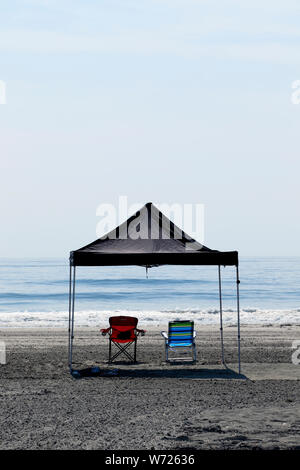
[68,202,241,373]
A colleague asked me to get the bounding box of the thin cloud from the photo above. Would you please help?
[0,29,300,65]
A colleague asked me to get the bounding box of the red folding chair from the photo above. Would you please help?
[100,316,146,363]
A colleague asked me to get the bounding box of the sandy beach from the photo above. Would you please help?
[0,325,300,450]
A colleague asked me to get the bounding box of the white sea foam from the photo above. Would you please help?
[0,308,300,328]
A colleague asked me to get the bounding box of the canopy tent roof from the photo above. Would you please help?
[70,202,238,267]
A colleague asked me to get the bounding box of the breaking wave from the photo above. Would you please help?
[1,307,300,328]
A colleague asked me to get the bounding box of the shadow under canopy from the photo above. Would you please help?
[68,202,241,374]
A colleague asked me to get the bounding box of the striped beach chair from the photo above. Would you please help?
[161,320,196,363]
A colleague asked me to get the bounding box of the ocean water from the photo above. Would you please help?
[0,257,299,327]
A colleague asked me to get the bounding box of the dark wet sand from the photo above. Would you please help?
[0,325,300,450]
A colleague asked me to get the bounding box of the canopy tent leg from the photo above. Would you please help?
[218,265,225,365]
[69,265,76,372]
[68,262,72,369]
[236,265,241,374]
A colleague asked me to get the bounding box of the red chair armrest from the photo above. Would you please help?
[136,328,146,336]
[100,327,110,336]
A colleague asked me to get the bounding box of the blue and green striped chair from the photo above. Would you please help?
[161,320,196,362]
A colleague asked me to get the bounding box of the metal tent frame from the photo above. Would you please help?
[68,263,241,374]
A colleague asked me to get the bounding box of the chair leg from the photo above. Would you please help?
[109,341,136,363]
[134,339,137,363]
[193,343,196,362]
[109,339,112,363]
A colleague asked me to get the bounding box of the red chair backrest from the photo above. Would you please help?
[109,316,138,342]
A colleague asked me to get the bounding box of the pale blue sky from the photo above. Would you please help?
[0,0,299,257]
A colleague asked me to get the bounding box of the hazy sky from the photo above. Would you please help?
[0,0,299,257]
